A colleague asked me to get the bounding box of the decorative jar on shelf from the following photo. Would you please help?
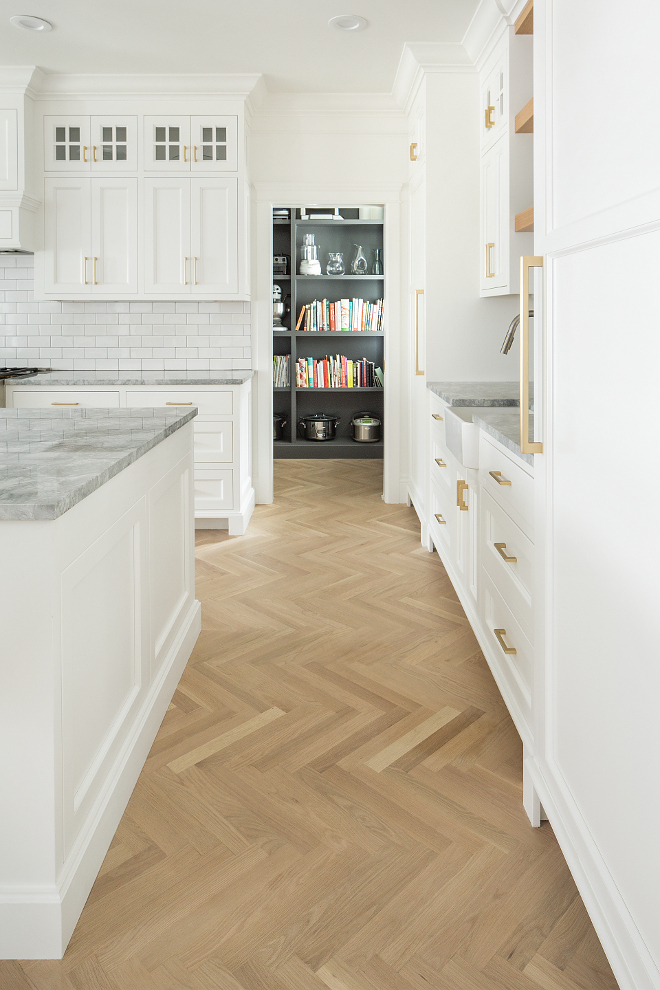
[326,252,345,276]
[351,244,368,274]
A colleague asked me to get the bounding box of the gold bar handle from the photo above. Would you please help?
[183,145,188,162]
[194,146,198,162]
[494,629,517,655]
[51,402,79,405]
[183,257,188,285]
[83,257,88,285]
[93,257,98,285]
[435,458,446,468]
[194,257,198,285]
[83,146,88,162]
[92,146,97,162]
[410,142,418,161]
[166,401,193,405]
[485,106,495,129]
[489,470,511,486]
[435,513,446,525]
[520,256,544,454]
[457,480,469,511]
[432,413,443,421]
[486,242,495,278]
[415,288,424,376]
[494,542,517,563]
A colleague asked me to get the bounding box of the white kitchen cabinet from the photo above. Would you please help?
[481,48,507,152]
[454,467,478,604]
[43,177,137,296]
[143,115,237,172]
[0,109,18,191]
[480,137,507,292]
[144,177,238,295]
[44,116,137,172]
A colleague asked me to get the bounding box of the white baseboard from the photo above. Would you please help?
[0,600,202,960]
[195,485,256,535]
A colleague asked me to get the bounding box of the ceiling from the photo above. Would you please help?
[0,0,480,93]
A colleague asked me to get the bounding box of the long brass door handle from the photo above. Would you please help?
[494,628,516,655]
[410,142,418,161]
[494,542,517,563]
[183,257,188,285]
[183,145,188,162]
[415,288,424,376]
[435,513,446,525]
[486,242,495,278]
[457,480,468,511]
[194,257,198,285]
[485,106,495,129]
[435,458,446,468]
[92,146,97,162]
[83,146,88,162]
[51,402,79,405]
[194,145,198,162]
[489,470,511,486]
[432,414,443,421]
[83,256,88,285]
[93,257,98,285]
[166,401,193,405]
[520,256,544,454]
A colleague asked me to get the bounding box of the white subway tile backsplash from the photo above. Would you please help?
[0,267,251,371]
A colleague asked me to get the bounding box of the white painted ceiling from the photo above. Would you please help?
[0,0,480,93]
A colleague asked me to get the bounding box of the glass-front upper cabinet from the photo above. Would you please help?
[44,116,137,172]
[144,116,237,172]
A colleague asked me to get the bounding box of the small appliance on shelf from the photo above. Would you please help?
[300,233,322,275]
[273,254,289,276]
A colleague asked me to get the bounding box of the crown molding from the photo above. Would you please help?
[393,43,475,115]
[250,90,404,118]
[0,193,41,211]
[30,72,263,100]
[0,66,45,98]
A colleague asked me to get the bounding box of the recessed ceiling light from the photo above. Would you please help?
[328,14,367,31]
[10,14,52,31]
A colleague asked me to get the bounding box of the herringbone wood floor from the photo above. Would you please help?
[2,460,619,990]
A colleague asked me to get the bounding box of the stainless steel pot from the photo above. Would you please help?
[351,412,381,443]
[298,413,339,441]
[273,414,287,441]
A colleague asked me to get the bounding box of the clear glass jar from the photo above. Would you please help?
[326,252,345,275]
[351,244,368,275]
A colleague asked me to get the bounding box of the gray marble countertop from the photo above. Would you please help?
[427,381,532,406]
[0,407,197,521]
[472,409,535,467]
[3,370,254,387]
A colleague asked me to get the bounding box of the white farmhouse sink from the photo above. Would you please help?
[443,406,480,468]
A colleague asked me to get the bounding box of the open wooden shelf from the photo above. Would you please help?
[515,0,533,34]
[515,97,534,134]
[515,206,534,233]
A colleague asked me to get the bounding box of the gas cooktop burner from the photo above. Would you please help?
[0,367,51,380]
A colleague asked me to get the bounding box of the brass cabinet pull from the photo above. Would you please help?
[166,401,193,405]
[183,257,188,285]
[83,256,88,285]
[92,146,97,162]
[51,402,79,405]
[494,628,517,655]
[415,288,424,376]
[457,479,469,511]
[194,257,198,285]
[183,145,188,162]
[410,142,418,161]
[485,106,495,129]
[494,542,517,563]
[83,145,88,162]
[435,513,446,525]
[486,242,495,278]
[432,413,443,421]
[489,470,511,486]
[194,145,198,162]
[93,257,98,285]
[435,458,447,468]
[520,256,544,454]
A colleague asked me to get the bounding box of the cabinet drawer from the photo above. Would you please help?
[194,469,233,513]
[479,435,534,539]
[125,390,232,416]
[429,479,453,557]
[481,489,533,640]
[430,435,453,494]
[193,421,233,463]
[429,395,447,444]
[482,570,532,730]
[10,389,120,408]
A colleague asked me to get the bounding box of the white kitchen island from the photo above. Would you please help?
[0,407,201,959]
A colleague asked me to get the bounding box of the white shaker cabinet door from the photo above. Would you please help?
[44,116,91,172]
[190,116,238,172]
[190,178,238,294]
[144,178,191,294]
[143,117,191,172]
[91,179,138,294]
[90,116,138,172]
[44,178,92,294]
[480,137,508,293]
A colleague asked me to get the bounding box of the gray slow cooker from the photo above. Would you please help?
[351,412,381,443]
[298,413,339,441]
[273,414,287,440]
